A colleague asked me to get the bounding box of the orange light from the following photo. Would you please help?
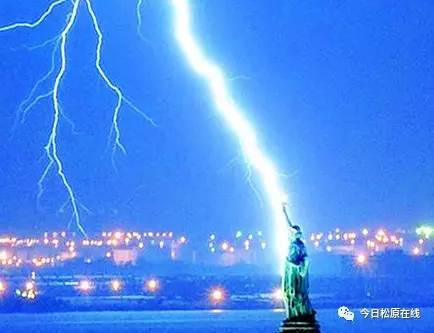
[0,281,6,293]
[356,254,367,265]
[110,279,122,292]
[0,251,8,261]
[210,287,225,303]
[78,279,92,292]
[146,279,159,292]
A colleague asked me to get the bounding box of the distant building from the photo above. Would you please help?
[112,249,138,265]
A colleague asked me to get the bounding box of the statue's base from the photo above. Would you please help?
[280,315,320,333]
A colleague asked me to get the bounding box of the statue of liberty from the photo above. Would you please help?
[280,203,320,332]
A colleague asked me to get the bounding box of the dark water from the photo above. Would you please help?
[0,309,432,333]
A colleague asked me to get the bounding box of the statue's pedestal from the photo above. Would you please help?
[280,315,320,333]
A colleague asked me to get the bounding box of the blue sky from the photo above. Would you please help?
[0,0,433,237]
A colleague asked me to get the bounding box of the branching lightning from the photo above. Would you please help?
[136,0,149,44]
[85,0,156,162]
[17,41,59,126]
[170,0,289,270]
[0,0,67,32]
[44,0,83,235]
[1,0,155,236]
[86,0,127,157]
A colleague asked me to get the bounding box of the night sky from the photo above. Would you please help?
[0,0,433,237]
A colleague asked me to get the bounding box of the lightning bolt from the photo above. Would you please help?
[44,0,84,236]
[170,0,289,271]
[85,0,156,163]
[17,40,59,126]
[2,0,155,236]
[136,0,149,44]
[0,0,83,235]
[0,0,67,32]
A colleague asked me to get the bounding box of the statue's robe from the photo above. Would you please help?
[282,237,315,320]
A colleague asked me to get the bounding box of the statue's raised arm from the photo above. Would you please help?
[282,202,293,228]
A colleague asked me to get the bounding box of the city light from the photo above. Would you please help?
[78,279,92,292]
[146,279,159,292]
[25,281,34,290]
[209,287,225,304]
[356,254,367,265]
[0,280,6,293]
[412,247,420,256]
[0,251,8,261]
[110,279,122,292]
[18,280,37,300]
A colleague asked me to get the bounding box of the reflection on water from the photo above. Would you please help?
[0,308,432,333]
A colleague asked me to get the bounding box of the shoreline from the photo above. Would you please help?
[1,295,432,314]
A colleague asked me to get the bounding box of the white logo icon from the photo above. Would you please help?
[338,306,355,321]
